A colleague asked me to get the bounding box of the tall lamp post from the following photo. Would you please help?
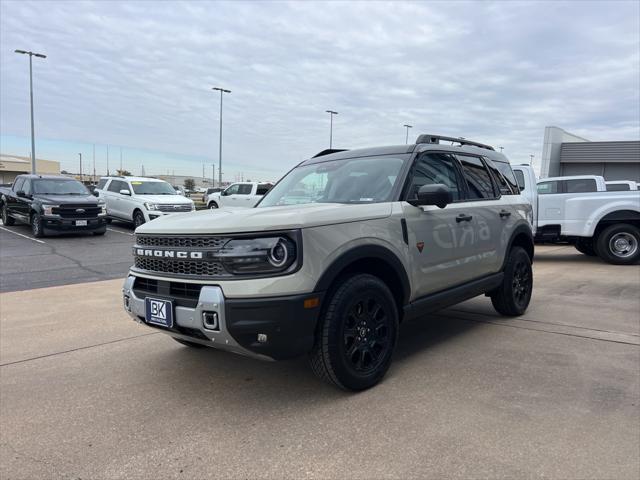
[15,49,46,174]
[78,153,83,183]
[530,154,534,165]
[326,110,338,148]
[403,124,413,144]
[212,87,231,187]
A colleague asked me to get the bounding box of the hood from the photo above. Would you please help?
[136,202,392,234]
[134,194,193,204]
[35,194,100,205]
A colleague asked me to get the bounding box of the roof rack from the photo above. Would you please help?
[312,148,348,158]
[415,134,495,151]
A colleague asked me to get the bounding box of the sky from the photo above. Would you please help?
[1,0,639,182]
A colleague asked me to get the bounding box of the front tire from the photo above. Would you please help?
[93,227,106,236]
[310,274,398,391]
[133,210,146,228]
[491,246,532,316]
[1,203,15,226]
[574,237,597,256]
[31,213,44,238]
[595,223,640,265]
[208,202,218,209]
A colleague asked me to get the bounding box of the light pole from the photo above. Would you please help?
[92,144,96,183]
[499,146,504,152]
[530,154,534,164]
[15,49,46,174]
[78,153,83,183]
[212,87,231,187]
[326,110,338,148]
[403,124,413,144]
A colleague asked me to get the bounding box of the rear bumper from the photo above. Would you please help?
[122,275,323,360]
[42,215,107,232]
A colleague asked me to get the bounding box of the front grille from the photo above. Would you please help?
[136,235,227,249]
[135,257,225,277]
[156,204,192,213]
[52,205,101,218]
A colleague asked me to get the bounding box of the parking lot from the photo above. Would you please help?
[0,241,638,479]
[0,220,135,292]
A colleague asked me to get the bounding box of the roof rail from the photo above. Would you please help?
[415,134,495,151]
[312,148,348,158]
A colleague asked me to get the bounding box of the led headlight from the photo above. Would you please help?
[98,200,107,215]
[42,204,60,215]
[218,236,298,275]
[144,202,159,211]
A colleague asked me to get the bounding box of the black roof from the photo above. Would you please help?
[301,145,415,165]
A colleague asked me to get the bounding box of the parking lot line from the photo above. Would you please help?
[107,227,134,236]
[0,225,46,244]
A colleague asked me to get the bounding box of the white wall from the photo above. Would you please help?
[540,126,589,178]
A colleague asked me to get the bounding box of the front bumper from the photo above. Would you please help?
[42,215,107,231]
[143,209,194,222]
[122,275,323,360]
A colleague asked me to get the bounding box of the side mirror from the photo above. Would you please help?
[16,190,26,198]
[408,184,452,209]
[92,191,99,197]
[221,190,228,196]
[119,189,131,196]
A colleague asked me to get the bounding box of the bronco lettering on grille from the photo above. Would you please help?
[135,249,203,259]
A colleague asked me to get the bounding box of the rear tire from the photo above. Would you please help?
[1,203,15,226]
[310,274,398,391]
[491,247,532,316]
[595,223,640,265]
[173,338,206,348]
[133,210,146,228]
[574,237,597,256]
[31,212,45,238]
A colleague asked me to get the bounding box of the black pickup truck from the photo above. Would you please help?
[0,174,107,237]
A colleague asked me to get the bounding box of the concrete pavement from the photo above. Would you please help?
[1,245,639,479]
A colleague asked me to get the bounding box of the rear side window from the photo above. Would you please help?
[537,181,558,194]
[606,184,629,191]
[13,177,25,192]
[565,179,597,193]
[96,178,108,190]
[237,184,253,195]
[492,161,520,194]
[457,155,496,199]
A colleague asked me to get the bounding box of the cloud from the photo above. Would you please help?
[1,0,638,178]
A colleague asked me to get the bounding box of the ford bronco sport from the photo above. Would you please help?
[123,134,534,390]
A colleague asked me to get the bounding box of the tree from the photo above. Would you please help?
[184,178,195,191]
[116,169,131,176]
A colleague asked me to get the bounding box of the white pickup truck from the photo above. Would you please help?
[512,166,640,265]
[206,182,272,209]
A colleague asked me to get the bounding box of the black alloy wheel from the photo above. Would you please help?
[31,213,44,238]
[1,204,15,225]
[491,246,532,316]
[310,273,398,391]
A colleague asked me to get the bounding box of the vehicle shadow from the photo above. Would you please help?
[147,307,483,406]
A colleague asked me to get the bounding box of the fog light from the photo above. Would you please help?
[202,311,219,331]
[123,295,131,312]
[257,334,268,343]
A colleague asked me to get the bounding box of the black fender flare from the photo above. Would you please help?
[502,222,534,269]
[313,244,411,305]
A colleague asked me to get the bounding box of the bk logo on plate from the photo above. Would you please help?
[145,298,173,327]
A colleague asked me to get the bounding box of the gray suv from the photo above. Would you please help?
[123,134,534,390]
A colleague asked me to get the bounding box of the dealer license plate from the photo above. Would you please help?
[145,298,174,328]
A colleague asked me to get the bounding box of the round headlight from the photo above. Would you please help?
[268,239,289,267]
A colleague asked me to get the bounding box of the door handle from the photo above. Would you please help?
[499,209,512,218]
[456,213,473,223]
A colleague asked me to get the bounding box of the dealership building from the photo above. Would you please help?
[540,126,640,181]
[0,154,60,184]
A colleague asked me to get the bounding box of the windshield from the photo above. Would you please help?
[259,155,407,207]
[33,179,89,195]
[130,181,177,195]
